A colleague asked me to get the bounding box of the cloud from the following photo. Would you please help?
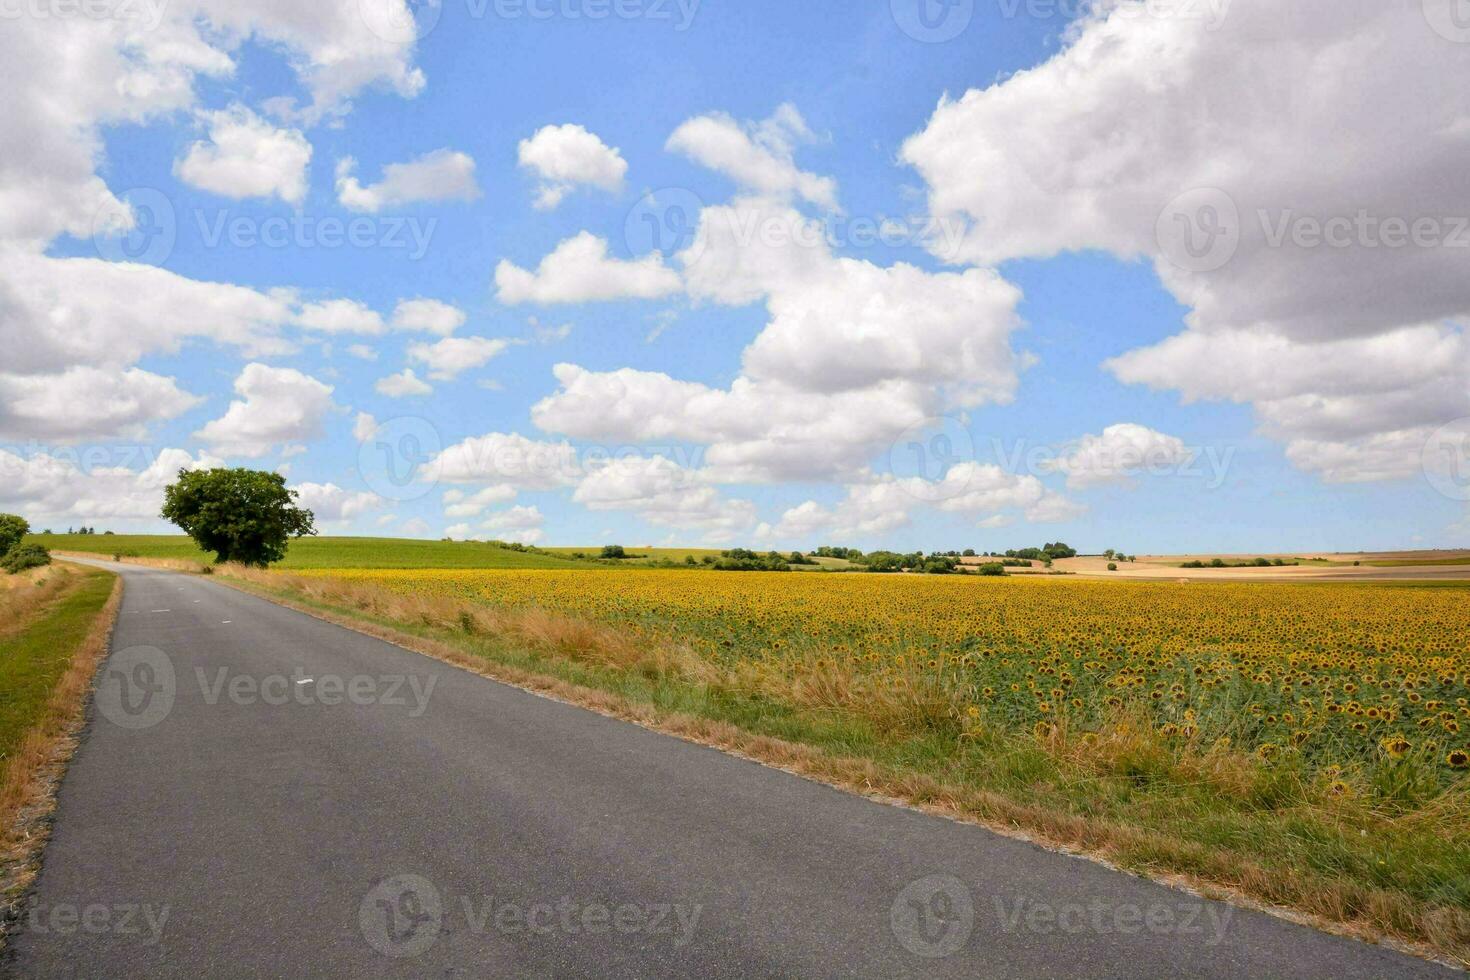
[759,466,1083,543]
[0,446,221,524]
[0,0,426,247]
[668,104,837,210]
[443,485,517,518]
[432,432,581,490]
[195,363,335,457]
[495,232,682,305]
[0,250,299,375]
[481,505,546,544]
[532,197,1027,484]
[296,298,385,335]
[391,299,465,336]
[174,104,311,204]
[518,123,627,210]
[573,455,757,541]
[399,517,432,538]
[1106,325,1470,482]
[760,483,912,541]
[352,412,378,442]
[375,368,433,398]
[1044,423,1195,490]
[0,366,201,442]
[290,482,380,524]
[901,0,1470,483]
[408,336,510,381]
[336,149,479,213]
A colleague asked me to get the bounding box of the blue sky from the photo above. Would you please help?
[4,0,1468,552]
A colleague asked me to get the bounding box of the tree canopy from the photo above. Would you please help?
[0,513,29,557]
[160,468,316,567]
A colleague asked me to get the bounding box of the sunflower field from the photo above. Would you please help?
[304,568,1470,785]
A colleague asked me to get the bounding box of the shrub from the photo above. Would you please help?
[862,552,906,573]
[1107,562,1118,571]
[713,554,790,572]
[2,543,51,574]
[600,545,627,559]
[0,513,29,557]
[978,563,1006,577]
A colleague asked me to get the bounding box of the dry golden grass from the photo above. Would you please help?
[213,564,1468,968]
[0,570,121,941]
[0,564,81,640]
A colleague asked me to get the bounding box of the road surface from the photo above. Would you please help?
[5,559,1459,978]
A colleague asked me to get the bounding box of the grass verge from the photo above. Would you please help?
[0,564,120,950]
[204,564,1467,969]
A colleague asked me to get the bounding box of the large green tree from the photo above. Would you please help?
[0,513,29,557]
[161,469,316,566]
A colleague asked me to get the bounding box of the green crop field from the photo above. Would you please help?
[31,534,584,570]
[542,546,726,565]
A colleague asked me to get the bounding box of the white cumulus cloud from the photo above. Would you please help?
[195,363,336,458]
[495,232,682,305]
[336,150,480,213]
[518,123,627,210]
[668,104,837,210]
[174,104,311,204]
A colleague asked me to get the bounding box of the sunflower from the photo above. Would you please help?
[1448,750,1469,769]
[1381,737,1412,760]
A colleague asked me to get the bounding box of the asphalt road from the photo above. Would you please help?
[5,559,1460,978]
